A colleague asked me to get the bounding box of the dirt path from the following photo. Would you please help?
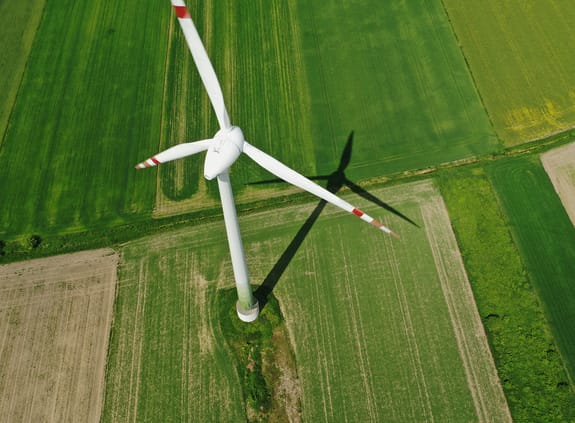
[0,248,118,423]
[541,142,575,226]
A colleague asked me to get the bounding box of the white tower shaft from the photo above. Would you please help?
[216,171,259,322]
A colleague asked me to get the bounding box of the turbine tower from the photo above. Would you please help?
[136,0,398,322]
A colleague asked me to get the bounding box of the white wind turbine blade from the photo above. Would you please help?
[135,139,211,169]
[171,0,231,130]
[243,142,400,238]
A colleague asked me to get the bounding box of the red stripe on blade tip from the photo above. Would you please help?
[352,208,364,217]
[151,157,160,165]
[174,5,190,19]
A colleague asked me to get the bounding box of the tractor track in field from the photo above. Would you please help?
[421,192,511,423]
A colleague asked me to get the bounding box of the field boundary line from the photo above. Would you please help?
[384,231,435,421]
[0,0,48,151]
[0,248,118,422]
[422,185,511,422]
[339,233,379,421]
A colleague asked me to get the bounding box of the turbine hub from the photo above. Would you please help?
[204,126,245,180]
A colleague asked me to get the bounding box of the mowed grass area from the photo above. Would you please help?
[485,157,575,385]
[444,1,575,145]
[0,1,170,238]
[103,180,510,422]
[0,0,46,145]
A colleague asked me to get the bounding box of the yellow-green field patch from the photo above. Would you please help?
[444,0,575,145]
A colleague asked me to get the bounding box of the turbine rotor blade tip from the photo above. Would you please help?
[135,159,157,169]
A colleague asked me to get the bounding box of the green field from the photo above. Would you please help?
[443,0,575,145]
[103,180,510,421]
[0,1,168,238]
[3,0,575,421]
[0,0,46,145]
[158,0,500,203]
[439,166,575,421]
[295,0,498,180]
[154,0,500,216]
[485,157,575,383]
[0,0,502,237]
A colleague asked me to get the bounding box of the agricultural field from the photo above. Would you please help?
[0,249,118,422]
[485,157,575,383]
[542,142,575,226]
[443,0,575,145]
[156,0,500,217]
[0,0,501,235]
[3,0,575,422]
[0,1,169,238]
[103,180,510,422]
[0,0,46,145]
[438,167,575,421]
[293,0,499,180]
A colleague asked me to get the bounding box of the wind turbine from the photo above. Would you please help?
[136,0,399,322]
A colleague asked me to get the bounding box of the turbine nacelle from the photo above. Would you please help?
[204,126,245,180]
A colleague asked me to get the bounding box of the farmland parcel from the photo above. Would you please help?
[486,157,575,385]
[0,0,500,237]
[542,142,575,227]
[293,0,498,180]
[0,249,118,422]
[103,180,510,421]
[0,0,46,146]
[439,167,575,421]
[0,1,169,238]
[443,0,575,145]
[156,0,499,217]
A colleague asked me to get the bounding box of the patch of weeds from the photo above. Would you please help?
[217,288,300,422]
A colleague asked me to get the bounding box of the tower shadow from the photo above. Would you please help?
[253,131,418,310]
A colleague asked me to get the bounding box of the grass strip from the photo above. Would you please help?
[485,156,575,384]
[217,288,300,422]
[438,167,575,422]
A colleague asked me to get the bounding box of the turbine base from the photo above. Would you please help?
[236,300,259,323]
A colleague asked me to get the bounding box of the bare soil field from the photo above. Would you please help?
[0,248,118,422]
[541,142,575,226]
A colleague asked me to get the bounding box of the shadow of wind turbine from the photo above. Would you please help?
[254,131,418,310]
[249,131,419,227]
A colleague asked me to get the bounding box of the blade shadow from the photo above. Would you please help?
[255,199,327,309]
[254,131,418,310]
[248,131,419,227]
